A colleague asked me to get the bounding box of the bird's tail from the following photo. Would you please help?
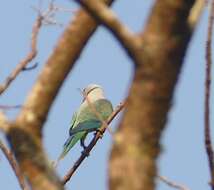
[55,132,84,167]
[55,135,75,166]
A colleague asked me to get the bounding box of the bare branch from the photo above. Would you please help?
[0,112,10,133]
[74,0,142,62]
[0,15,42,95]
[0,140,28,190]
[62,101,125,185]
[188,0,205,29]
[205,0,214,188]
[0,1,69,95]
[32,1,68,26]
[158,175,190,190]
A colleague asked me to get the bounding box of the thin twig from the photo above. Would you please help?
[32,1,73,26]
[205,0,214,188]
[0,140,28,190]
[158,175,190,190]
[62,100,125,185]
[0,1,63,95]
[0,105,22,110]
[0,15,42,95]
[22,62,39,71]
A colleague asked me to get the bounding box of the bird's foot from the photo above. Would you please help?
[95,129,103,139]
[81,148,90,157]
[80,138,87,149]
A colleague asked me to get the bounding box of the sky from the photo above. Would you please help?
[0,1,213,190]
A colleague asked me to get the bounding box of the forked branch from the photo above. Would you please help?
[74,0,142,61]
[0,1,64,95]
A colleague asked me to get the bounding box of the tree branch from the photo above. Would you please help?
[0,112,9,133]
[158,175,190,190]
[62,101,125,185]
[109,1,203,190]
[205,0,214,188]
[0,14,42,95]
[0,1,73,95]
[0,105,22,110]
[74,0,142,63]
[0,140,28,190]
[22,62,39,71]
[188,0,205,29]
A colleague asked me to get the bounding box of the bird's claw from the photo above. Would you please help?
[95,129,103,139]
[80,138,87,149]
[81,149,90,157]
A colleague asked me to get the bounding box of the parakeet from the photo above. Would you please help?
[57,84,113,161]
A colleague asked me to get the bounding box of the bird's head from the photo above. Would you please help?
[82,84,105,102]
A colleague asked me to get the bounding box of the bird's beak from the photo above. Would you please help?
[82,97,86,103]
[77,88,85,102]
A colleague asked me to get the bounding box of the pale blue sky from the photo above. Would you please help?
[0,1,213,190]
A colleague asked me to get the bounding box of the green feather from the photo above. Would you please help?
[58,132,85,160]
[69,120,102,135]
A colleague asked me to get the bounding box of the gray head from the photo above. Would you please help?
[83,84,103,96]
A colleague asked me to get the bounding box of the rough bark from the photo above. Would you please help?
[109,1,197,190]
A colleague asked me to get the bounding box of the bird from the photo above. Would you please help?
[57,84,113,162]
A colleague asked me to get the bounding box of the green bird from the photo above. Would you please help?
[58,84,113,161]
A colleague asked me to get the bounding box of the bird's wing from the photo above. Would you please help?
[58,131,85,160]
[93,99,113,120]
[69,99,113,135]
[69,120,102,136]
[70,111,77,129]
